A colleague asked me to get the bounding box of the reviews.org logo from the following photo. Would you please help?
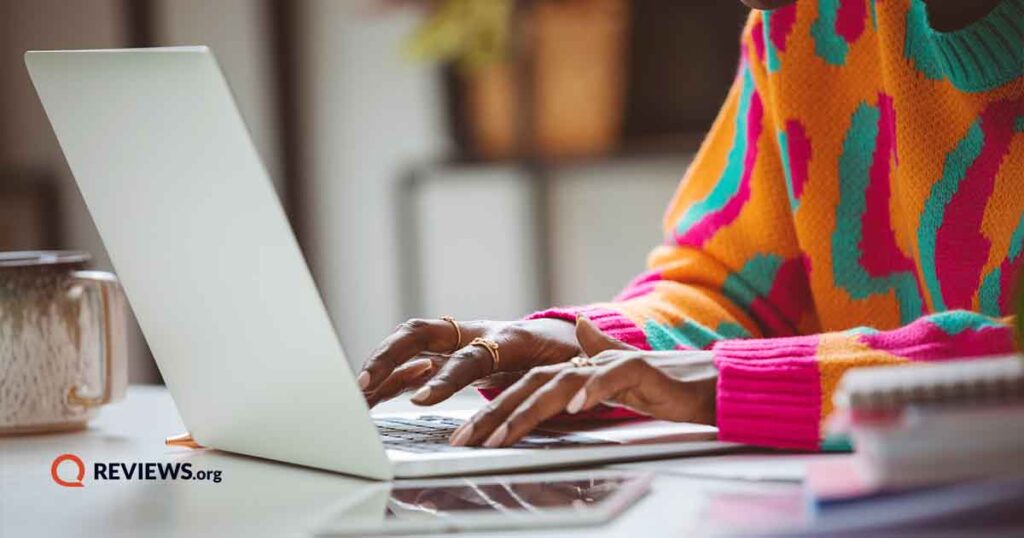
[51,454,223,487]
[50,454,85,487]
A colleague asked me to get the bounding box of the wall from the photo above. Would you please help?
[152,0,284,191]
[407,158,689,330]
[549,157,689,305]
[0,0,124,261]
[413,166,542,320]
[0,0,161,383]
[301,0,449,367]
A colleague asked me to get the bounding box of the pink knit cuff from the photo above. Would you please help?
[711,336,824,450]
[525,306,651,350]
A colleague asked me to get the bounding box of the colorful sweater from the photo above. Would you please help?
[529,0,1024,450]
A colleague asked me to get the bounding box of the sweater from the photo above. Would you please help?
[528,0,1024,450]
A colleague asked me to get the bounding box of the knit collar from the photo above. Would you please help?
[922,0,1024,92]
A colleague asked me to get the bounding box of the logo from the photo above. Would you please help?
[51,453,86,487]
[50,454,223,486]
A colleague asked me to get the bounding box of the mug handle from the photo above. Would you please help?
[66,271,128,408]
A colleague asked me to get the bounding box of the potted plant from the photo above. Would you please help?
[400,0,630,160]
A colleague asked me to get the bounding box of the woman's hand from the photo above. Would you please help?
[447,317,717,448]
[359,317,580,408]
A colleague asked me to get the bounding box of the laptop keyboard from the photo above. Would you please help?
[374,415,609,453]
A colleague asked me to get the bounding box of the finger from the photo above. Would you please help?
[450,364,568,446]
[365,357,435,408]
[360,318,475,391]
[472,371,525,390]
[576,315,638,357]
[410,344,495,406]
[568,358,648,413]
[482,368,592,448]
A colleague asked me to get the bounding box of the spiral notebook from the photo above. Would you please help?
[834,354,1024,413]
[825,355,1024,494]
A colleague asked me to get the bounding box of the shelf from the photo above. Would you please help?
[431,131,705,172]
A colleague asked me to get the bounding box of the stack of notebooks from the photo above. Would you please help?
[808,354,1024,505]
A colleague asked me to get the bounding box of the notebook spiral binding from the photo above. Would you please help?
[835,355,1024,413]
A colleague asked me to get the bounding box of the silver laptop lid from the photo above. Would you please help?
[26,47,391,479]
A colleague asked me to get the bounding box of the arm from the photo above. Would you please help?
[713,310,1016,449]
[455,311,1016,449]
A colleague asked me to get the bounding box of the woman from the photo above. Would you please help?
[359,0,1024,450]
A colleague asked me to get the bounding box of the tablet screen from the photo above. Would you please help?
[386,476,627,517]
[314,470,652,536]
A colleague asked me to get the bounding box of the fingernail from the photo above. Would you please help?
[411,386,431,403]
[567,389,586,414]
[450,423,473,446]
[410,358,433,373]
[483,424,507,448]
[357,371,370,389]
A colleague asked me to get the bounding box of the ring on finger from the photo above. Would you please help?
[469,337,501,372]
[570,356,594,368]
[440,315,462,353]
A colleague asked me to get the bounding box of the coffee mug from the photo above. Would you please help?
[0,251,128,434]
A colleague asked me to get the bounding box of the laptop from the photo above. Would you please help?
[26,47,735,480]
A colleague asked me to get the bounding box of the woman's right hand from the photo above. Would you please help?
[358,317,581,408]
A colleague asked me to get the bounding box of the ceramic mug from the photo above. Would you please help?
[0,251,128,434]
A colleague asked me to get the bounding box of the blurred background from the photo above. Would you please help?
[0,0,748,383]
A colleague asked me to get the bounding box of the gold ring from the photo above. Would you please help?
[570,356,594,368]
[440,316,462,352]
[469,337,501,371]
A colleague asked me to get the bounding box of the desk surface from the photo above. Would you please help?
[2,387,827,537]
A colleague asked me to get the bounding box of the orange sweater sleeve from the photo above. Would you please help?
[528,14,815,352]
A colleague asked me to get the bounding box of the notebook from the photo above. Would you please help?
[834,354,1024,413]
[828,354,1024,491]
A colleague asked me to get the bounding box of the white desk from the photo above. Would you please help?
[2,387,829,537]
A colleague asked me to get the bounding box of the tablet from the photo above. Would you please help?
[314,469,653,536]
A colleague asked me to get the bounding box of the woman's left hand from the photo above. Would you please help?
[448,316,718,448]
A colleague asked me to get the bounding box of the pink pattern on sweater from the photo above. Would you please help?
[769,4,798,52]
[784,119,812,204]
[996,256,1022,313]
[859,317,1015,361]
[860,94,920,285]
[751,17,767,62]
[934,100,1018,309]
[835,0,866,43]
[676,91,764,247]
[749,256,812,337]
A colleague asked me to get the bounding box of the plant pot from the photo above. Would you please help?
[464,0,629,159]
